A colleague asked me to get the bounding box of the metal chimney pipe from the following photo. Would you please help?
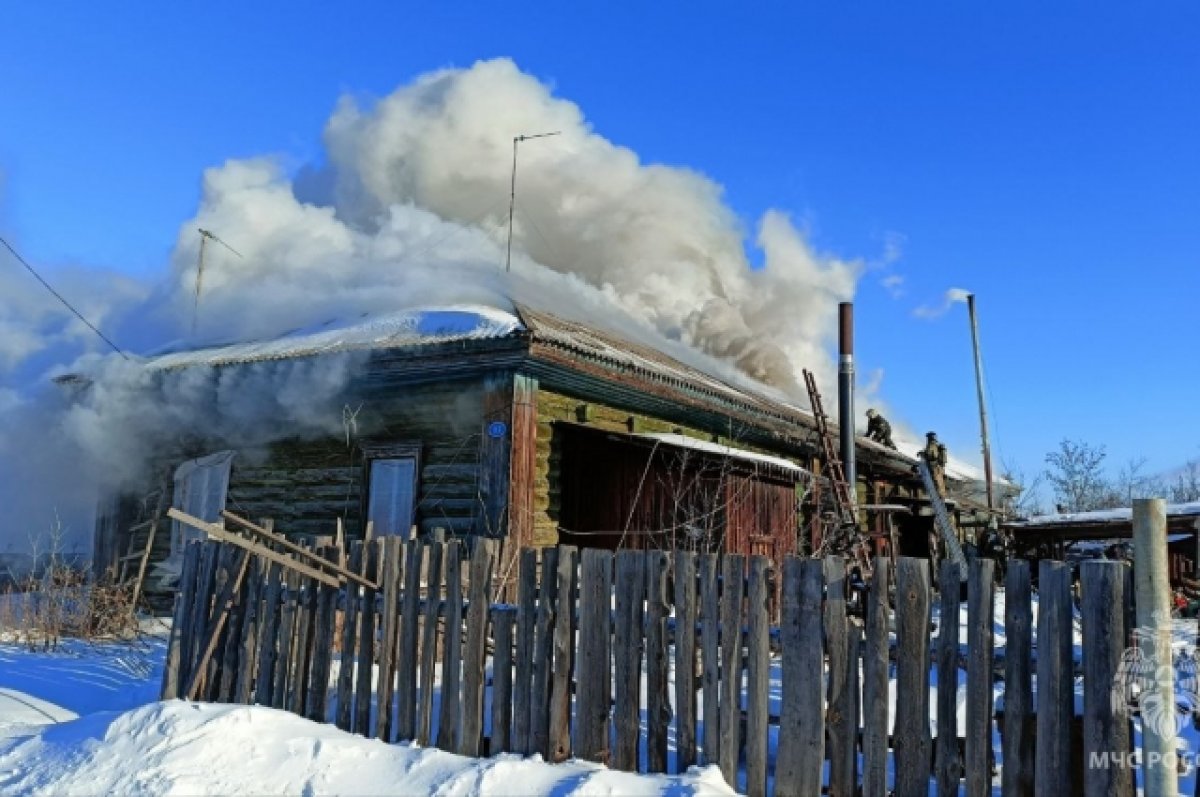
[838,302,856,500]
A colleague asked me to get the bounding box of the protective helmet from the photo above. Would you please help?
[926,431,937,439]
[866,408,878,418]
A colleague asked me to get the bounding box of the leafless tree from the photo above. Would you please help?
[1044,438,1112,513]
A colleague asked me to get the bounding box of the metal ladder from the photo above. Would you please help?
[917,457,967,580]
[802,369,873,577]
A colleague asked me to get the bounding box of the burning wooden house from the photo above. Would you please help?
[89,302,986,604]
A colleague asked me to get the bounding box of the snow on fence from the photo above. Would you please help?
[160,534,1138,796]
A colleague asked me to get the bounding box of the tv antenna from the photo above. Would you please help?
[192,227,242,335]
[506,131,560,273]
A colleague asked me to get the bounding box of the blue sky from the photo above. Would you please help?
[2,2,1198,485]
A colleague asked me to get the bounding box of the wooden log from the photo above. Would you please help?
[1080,561,1134,797]
[374,537,402,741]
[161,541,200,700]
[335,542,363,731]
[776,557,826,797]
[613,549,644,772]
[862,556,891,797]
[490,605,517,754]
[272,570,298,710]
[417,541,444,746]
[397,540,425,741]
[645,549,671,774]
[512,548,538,755]
[937,558,962,797]
[437,541,464,752]
[576,547,613,764]
[1035,560,1073,797]
[965,559,995,797]
[824,555,854,797]
[530,546,559,758]
[674,550,698,773]
[459,538,496,757]
[254,562,283,706]
[234,556,262,705]
[354,540,380,737]
[894,557,932,797]
[548,545,578,763]
[698,553,720,768]
[1001,559,1033,797]
[739,555,767,797]
[717,553,744,787]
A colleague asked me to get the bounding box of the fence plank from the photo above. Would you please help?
[824,556,855,797]
[699,553,720,768]
[776,557,825,797]
[354,540,380,737]
[646,549,671,774]
[717,553,744,787]
[1035,560,1073,797]
[436,541,464,752]
[548,545,578,763]
[336,542,363,731]
[255,562,283,706]
[418,541,444,746]
[272,570,298,710]
[894,556,932,797]
[614,549,645,771]
[745,555,771,797]
[183,540,220,691]
[965,559,995,797]
[306,548,339,722]
[862,556,891,797]
[217,562,245,703]
[459,538,496,757]
[202,545,234,700]
[530,546,559,758]
[397,540,425,741]
[374,537,402,740]
[1081,561,1134,797]
[491,605,517,754]
[161,541,200,699]
[1001,559,1033,797]
[674,550,698,773]
[576,548,613,764]
[513,548,538,754]
[234,558,262,705]
[937,558,962,797]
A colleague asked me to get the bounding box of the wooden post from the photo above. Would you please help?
[824,555,854,796]
[697,553,720,768]
[894,557,932,797]
[1132,498,1177,797]
[717,553,744,786]
[436,541,463,751]
[776,557,826,796]
[529,546,559,757]
[745,555,771,797]
[513,548,538,754]
[459,538,495,757]
[936,559,962,796]
[965,558,995,797]
[1081,561,1134,797]
[490,605,517,754]
[1001,559,1033,797]
[397,540,424,741]
[646,549,671,774]
[1035,560,1073,797]
[862,556,891,797]
[575,548,613,764]
[613,549,644,771]
[674,550,698,772]
[547,545,577,763]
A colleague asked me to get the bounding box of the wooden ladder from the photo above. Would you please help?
[802,370,873,577]
[118,468,172,612]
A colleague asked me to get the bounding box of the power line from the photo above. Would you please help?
[0,235,130,360]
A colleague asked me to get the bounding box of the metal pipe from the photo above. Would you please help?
[838,302,856,500]
[966,294,996,511]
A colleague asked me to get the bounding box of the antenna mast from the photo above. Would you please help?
[192,228,243,335]
[505,131,560,273]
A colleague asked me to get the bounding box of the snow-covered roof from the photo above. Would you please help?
[145,306,523,369]
[1008,501,1200,528]
[634,432,808,475]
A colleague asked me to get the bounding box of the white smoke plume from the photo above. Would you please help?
[913,287,971,320]
[1,58,866,560]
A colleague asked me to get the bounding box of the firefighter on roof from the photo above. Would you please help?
[865,408,897,449]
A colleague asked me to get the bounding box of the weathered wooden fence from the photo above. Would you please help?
[162,536,1140,797]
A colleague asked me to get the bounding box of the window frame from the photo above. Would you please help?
[360,441,422,539]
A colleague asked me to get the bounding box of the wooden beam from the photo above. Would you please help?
[219,510,376,589]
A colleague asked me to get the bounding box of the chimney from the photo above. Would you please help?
[838,302,856,498]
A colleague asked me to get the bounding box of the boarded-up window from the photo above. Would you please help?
[170,450,235,559]
[367,457,418,537]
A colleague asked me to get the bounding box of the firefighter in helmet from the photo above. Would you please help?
[865,408,897,449]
